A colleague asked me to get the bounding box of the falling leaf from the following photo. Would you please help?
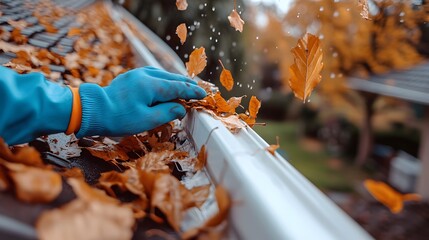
[186,47,207,78]
[0,160,62,203]
[266,136,280,156]
[36,199,134,240]
[194,145,207,171]
[289,33,323,102]
[228,9,245,32]
[218,60,234,91]
[176,23,187,45]
[176,0,188,11]
[248,96,261,119]
[364,179,421,213]
[358,0,371,20]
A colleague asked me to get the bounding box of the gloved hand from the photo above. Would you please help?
[76,66,206,138]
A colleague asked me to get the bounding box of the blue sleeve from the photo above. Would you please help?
[0,66,73,145]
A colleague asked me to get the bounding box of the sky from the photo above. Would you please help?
[247,0,293,13]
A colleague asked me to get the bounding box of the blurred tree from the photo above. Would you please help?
[124,0,247,95]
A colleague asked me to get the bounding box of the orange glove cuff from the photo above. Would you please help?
[65,87,82,135]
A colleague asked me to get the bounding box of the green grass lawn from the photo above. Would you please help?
[254,120,366,192]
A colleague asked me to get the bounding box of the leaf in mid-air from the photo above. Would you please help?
[289,33,323,102]
[176,0,188,11]
[219,60,234,91]
[176,23,187,45]
[185,47,207,78]
[228,9,244,32]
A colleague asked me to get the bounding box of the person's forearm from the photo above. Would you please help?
[0,66,72,145]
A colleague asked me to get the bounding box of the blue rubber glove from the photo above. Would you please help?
[0,66,72,145]
[76,66,206,138]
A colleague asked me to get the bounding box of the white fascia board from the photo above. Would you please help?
[185,111,373,240]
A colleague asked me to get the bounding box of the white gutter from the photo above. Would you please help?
[114,4,373,240]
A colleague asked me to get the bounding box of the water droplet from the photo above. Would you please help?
[319,34,324,39]
[192,45,196,49]
[212,28,216,32]
[216,66,219,70]
[157,17,162,21]
[189,32,193,36]
[215,39,218,43]
[256,36,259,40]
[333,11,339,17]
[330,73,336,78]
[252,79,256,83]
[184,54,189,58]
[232,42,237,47]
[219,51,225,57]
[166,35,171,41]
[319,7,324,12]
[211,46,216,51]
[209,37,213,40]
[199,4,204,10]
[212,7,216,11]
[176,46,179,50]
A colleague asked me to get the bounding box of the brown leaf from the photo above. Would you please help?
[228,9,245,32]
[150,174,196,231]
[86,142,129,161]
[219,60,234,91]
[36,199,134,240]
[190,184,210,208]
[117,134,148,154]
[176,23,187,45]
[98,169,145,198]
[0,167,9,191]
[10,28,28,44]
[0,139,44,167]
[67,178,118,204]
[204,185,230,227]
[194,145,207,171]
[266,136,280,156]
[1,161,62,203]
[186,47,207,78]
[358,0,371,20]
[226,96,244,112]
[289,33,323,102]
[59,167,85,180]
[176,0,188,11]
[137,150,188,173]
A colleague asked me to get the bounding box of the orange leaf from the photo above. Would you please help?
[186,47,207,78]
[364,179,421,214]
[176,23,187,45]
[176,0,188,11]
[213,92,232,113]
[266,136,280,156]
[204,185,230,227]
[86,142,129,161]
[1,161,62,203]
[219,60,234,91]
[194,145,207,171]
[0,139,44,167]
[228,9,245,32]
[248,96,261,119]
[67,27,81,37]
[289,33,323,102]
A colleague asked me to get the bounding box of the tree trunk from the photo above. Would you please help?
[355,93,376,166]
[417,106,429,199]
